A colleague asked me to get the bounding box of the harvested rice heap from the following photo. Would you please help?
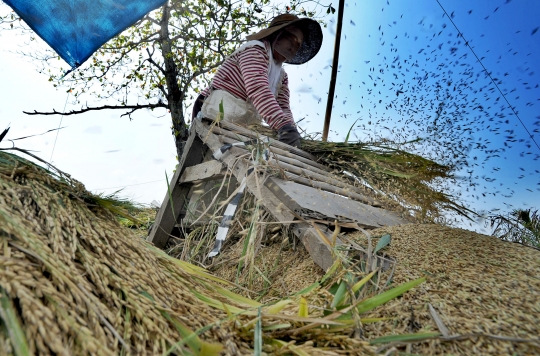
[358,224,540,355]
[209,223,540,355]
[0,152,244,355]
[0,152,381,355]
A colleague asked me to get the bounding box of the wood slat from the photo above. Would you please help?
[264,177,407,228]
[212,119,318,161]
[283,172,380,207]
[179,160,225,183]
[211,126,330,172]
[147,125,208,248]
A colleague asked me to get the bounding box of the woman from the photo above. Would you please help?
[192,13,323,148]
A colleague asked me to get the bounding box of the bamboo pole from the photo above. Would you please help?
[322,0,345,142]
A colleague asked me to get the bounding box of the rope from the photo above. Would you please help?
[49,89,71,166]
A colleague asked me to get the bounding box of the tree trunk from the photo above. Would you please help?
[160,3,188,160]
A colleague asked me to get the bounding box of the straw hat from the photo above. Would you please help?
[246,13,323,65]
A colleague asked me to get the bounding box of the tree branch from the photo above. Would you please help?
[145,48,166,76]
[23,102,167,116]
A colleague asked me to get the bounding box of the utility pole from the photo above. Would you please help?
[322,0,345,142]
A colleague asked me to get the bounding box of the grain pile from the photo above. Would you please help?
[209,236,325,302]
[351,224,540,355]
[0,153,249,355]
[0,152,380,355]
[209,223,540,354]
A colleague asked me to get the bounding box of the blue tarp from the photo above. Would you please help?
[4,0,166,68]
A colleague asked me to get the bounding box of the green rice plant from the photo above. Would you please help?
[0,287,29,356]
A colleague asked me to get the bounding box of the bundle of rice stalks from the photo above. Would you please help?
[300,138,474,223]
[488,208,540,248]
[350,224,540,355]
[242,123,473,223]
[0,151,431,355]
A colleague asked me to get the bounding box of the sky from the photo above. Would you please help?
[1,0,539,233]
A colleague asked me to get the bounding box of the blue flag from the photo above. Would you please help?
[4,0,166,68]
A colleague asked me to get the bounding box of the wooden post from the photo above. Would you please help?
[147,125,208,248]
[322,0,345,142]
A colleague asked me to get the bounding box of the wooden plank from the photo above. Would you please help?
[213,119,318,161]
[283,172,380,207]
[291,222,339,271]
[147,125,208,248]
[194,119,338,271]
[213,127,331,172]
[215,132,376,204]
[179,160,224,183]
[264,177,407,229]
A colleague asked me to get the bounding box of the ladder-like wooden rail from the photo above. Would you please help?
[148,118,407,271]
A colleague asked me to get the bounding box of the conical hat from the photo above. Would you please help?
[246,14,323,65]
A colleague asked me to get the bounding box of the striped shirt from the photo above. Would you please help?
[201,40,294,130]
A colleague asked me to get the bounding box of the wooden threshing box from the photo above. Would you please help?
[148,118,406,270]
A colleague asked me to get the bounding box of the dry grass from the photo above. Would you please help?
[210,233,325,302]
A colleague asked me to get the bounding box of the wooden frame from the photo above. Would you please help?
[148,118,406,271]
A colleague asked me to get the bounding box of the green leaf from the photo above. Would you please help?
[374,234,391,253]
[344,119,359,144]
[254,307,262,356]
[293,282,320,296]
[298,297,308,317]
[320,259,341,284]
[351,270,377,293]
[218,99,225,121]
[138,289,155,302]
[370,332,441,345]
[330,280,348,309]
[266,299,293,314]
[262,323,291,331]
[160,309,223,356]
[357,277,425,314]
[213,285,262,308]
[0,288,29,356]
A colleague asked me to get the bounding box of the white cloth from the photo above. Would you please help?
[201,89,261,126]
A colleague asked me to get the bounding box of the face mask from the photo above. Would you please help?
[273,29,303,61]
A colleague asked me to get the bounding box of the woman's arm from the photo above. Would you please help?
[276,72,294,124]
[237,46,294,130]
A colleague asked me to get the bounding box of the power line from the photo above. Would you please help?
[48,90,71,165]
[436,0,540,152]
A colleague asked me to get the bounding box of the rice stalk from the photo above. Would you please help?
[299,137,476,223]
[0,150,439,355]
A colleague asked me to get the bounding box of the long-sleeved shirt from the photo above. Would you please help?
[201,41,294,130]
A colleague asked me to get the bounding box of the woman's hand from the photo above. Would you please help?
[277,124,301,148]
